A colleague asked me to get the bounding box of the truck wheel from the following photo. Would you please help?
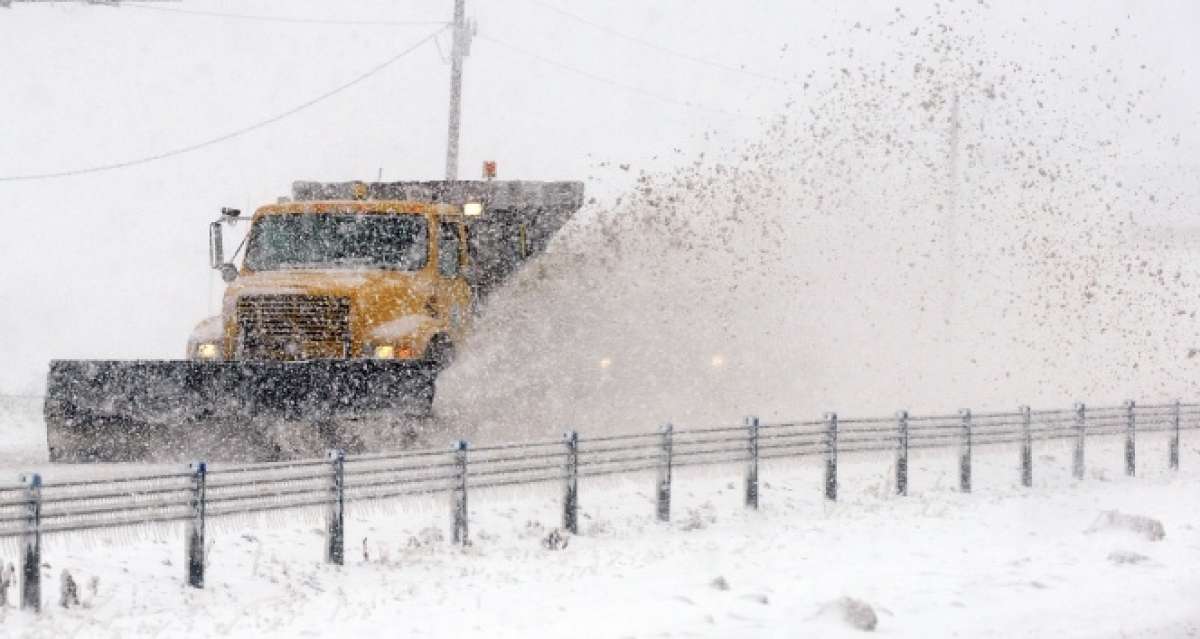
[410,338,449,416]
[425,336,455,371]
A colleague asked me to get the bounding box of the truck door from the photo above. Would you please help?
[437,220,472,342]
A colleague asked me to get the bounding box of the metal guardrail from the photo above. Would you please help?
[1,399,1195,611]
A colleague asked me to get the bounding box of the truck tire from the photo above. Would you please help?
[425,335,455,372]
[407,336,452,416]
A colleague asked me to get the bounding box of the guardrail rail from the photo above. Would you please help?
[1,399,1194,611]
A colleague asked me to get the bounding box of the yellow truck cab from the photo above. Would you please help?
[189,200,472,368]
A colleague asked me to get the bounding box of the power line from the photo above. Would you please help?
[123,3,448,27]
[524,0,794,86]
[0,27,448,183]
[478,33,755,120]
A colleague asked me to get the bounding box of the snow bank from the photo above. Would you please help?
[1086,511,1166,541]
[817,597,879,632]
[1107,550,1151,565]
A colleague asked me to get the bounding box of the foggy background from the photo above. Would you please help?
[1,1,1198,437]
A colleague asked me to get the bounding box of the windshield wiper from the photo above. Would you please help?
[273,258,381,270]
[275,262,336,270]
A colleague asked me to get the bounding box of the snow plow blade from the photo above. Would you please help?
[44,359,436,463]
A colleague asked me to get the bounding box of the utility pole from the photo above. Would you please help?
[444,0,473,180]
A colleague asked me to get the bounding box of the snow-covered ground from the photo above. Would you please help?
[1,400,1197,638]
[3,1,1199,636]
[0,397,46,467]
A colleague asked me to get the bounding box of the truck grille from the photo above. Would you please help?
[237,295,351,360]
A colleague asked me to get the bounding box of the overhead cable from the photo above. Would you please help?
[122,3,448,27]
[0,26,448,182]
[478,33,754,120]
[525,0,793,86]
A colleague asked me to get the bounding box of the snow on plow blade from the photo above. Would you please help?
[44,359,436,463]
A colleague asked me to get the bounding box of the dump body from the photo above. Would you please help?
[45,180,584,462]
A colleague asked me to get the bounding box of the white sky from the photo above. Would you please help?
[0,0,1197,393]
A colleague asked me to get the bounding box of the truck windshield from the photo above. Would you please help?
[244,213,428,271]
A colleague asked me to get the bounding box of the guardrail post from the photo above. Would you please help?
[824,412,838,501]
[186,461,207,588]
[895,411,909,496]
[1124,400,1136,476]
[656,423,673,522]
[1020,406,1032,487]
[1073,403,1086,480]
[325,449,345,565]
[18,473,41,613]
[563,431,579,534]
[745,416,759,510]
[958,409,972,493]
[451,440,469,545]
[1170,400,1181,471]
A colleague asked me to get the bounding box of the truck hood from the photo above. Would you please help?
[222,269,435,326]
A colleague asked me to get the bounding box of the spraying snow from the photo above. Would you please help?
[437,2,1198,443]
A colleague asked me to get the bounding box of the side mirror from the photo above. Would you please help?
[219,263,239,283]
[209,222,224,269]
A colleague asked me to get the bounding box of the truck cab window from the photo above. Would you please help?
[438,222,461,277]
[245,213,427,272]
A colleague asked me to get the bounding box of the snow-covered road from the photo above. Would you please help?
[2,421,1197,638]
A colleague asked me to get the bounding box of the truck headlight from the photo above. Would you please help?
[372,344,415,359]
[197,343,220,360]
[374,345,396,359]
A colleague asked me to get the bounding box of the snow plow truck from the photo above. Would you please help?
[44,179,584,462]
